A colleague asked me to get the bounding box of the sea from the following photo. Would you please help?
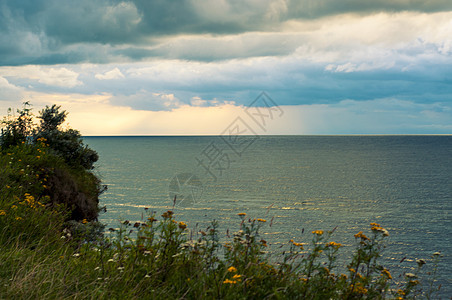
[84,135,451,297]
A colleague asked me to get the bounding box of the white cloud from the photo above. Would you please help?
[37,67,82,88]
[0,76,23,101]
[0,66,82,88]
[95,67,125,80]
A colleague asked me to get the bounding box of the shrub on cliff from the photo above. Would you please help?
[0,103,104,223]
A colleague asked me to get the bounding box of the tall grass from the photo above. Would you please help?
[0,204,443,299]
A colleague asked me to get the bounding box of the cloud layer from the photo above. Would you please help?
[2,0,452,65]
[0,1,451,134]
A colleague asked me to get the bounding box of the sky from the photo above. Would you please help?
[0,0,451,135]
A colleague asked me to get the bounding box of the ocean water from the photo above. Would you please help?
[85,135,451,296]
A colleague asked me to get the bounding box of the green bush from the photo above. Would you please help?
[1,103,104,223]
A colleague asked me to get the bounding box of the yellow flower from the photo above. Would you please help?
[312,230,324,235]
[0,210,6,216]
[36,156,40,159]
[327,241,342,248]
[352,283,368,294]
[223,279,237,284]
[232,274,242,281]
[11,205,17,209]
[381,268,392,279]
[370,222,380,227]
[6,185,10,189]
[82,219,88,224]
[15,217,23,221]
[228,266,237,273]
[178,221,187,230]
[237,213,246,216]
[257,218,266,222]
[354,231,369,241]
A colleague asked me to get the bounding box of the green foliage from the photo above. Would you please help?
[1,103,104,222]
[34,104,99,170]
[0,102,34,149]
[1,102,99,170]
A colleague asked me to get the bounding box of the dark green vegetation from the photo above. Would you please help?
[0,104,443,299]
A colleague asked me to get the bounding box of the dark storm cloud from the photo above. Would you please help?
[1,0,452,65]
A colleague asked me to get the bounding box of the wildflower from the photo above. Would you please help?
[72,253,80,257]
[147,217,157,222]
[223,279,237,284]
[11,205,17,209]
[0,210,6,216]
[293,242,304,248]
[36,156,40,159]
[6,185,10,189]
[354,231,369,241]
[352,283,368,294]
[82,219,88,224]
[228,266,237,273]
[371,225,389,236]
[312,230,324,235]
[257,218,266,222]
[433,251,441,256]
[327,241,342,249]
[370,222,381,227]
[381,268,392,279]
[349,268,356,273]
[161,210,174,218]
[178,221,187,230]
[145,274,151,278]
[15,217,22,221]
[397,289,406,295]
[232,274,242,281]
[416,259,426,267]
[237,212,246,216]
